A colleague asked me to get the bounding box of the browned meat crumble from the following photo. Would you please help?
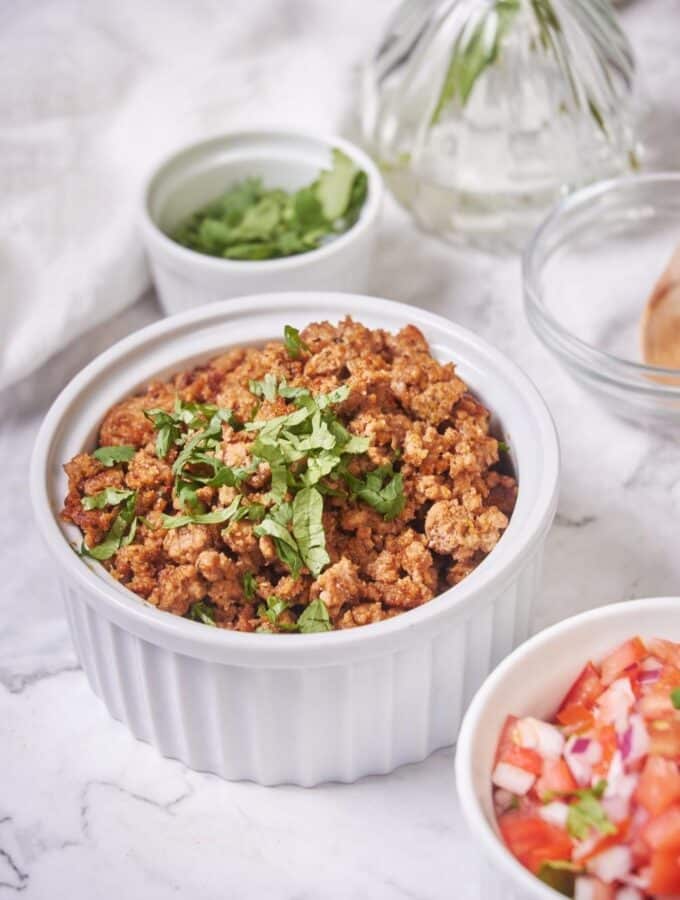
[61,317,516,633]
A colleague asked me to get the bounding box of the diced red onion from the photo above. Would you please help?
[572,737,591,754]
[565,735,602,785]
[515,716,565,759]
[493,788,514,813]
[618,726,633,760]
[539,801,570,828]
[638,668,661,683]
[640,656,662,671]
[625,714,650,763]
[574,834,602,863]
[491,762,535,796]
[616,887,643,900]
[587,845,632,883]
[574,876,599,900]
[597,678,635,732]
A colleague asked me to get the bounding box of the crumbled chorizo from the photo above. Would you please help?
[425,500,509,560]
[163,525,214,565]
[151,565,206,616]
[61,317,516,633]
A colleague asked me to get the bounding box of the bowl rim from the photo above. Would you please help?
[523,170,680,396]
[29,292,559,667]
[139,128,384,274]
[455,595,680,900]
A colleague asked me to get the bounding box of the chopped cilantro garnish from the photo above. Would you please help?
[340,462,405,521]
[81,492,138,560]
[81,487,134,511]
[161,496,242,530]
[292,487,329,577]
[249,373,279,403]
[671,687,680,709]
[537,861,582,897]
[128,329,405,588]
[498,440,510,453]
[283,325,309,360]
[566,780,616,840]
[242,572,257,601]
[187,601,217,626]
[171,149,367,261]
[93,445,136,467]
[298,598,332,633]
[257,595,288,626]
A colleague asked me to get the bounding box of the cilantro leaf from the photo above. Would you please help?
[81,492,138,560]
[161,496,241,530]
[93,445,136,467]
[187,601,217,626]
[144,407,183,459]
[170,150,367,261]
[566,780,616,840]
[671,687,680,709]
[81,488,134,510]
[283,325,309,360]
[249,373,279,402]
[537,861,582,897]
[316,149,358,221]
[292,487,329,577]
[340,463,405,521]
[298,598,332,633]
[257,595,289,627]
[243,571,257,601]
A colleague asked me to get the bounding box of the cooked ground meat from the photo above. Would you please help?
[61,317,516,633]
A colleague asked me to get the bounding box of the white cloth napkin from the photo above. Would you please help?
[0,0,379,391]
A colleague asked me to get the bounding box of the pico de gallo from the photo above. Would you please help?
[492,636,680,899]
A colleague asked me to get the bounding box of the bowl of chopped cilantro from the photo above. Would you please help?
[141,130,383,314]
[31,292,558,785]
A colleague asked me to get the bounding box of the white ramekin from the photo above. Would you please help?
[455,596,680,899]
[140,130,384,315]
[30,293,559,786]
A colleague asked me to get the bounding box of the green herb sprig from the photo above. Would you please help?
[566,780,616,841]
[172,150,368,261]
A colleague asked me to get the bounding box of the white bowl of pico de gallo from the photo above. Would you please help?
[455,597,680,900]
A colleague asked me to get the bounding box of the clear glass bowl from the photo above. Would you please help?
[523,172,680,428]
[362,0,638,251]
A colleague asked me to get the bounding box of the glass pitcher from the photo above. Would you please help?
[362,0,638,250]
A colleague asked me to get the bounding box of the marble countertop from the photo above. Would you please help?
[2,1,680,897]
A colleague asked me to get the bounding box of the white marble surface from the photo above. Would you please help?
[2,2,680,897]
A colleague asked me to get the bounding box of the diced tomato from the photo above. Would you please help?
[559,662,605,712]
[556,703,594,734]
[535,758,577,798]
[495,715,543,775]
[600,637,647,687]
[647,848,680,894]
[592,724,618,778]
[643,804,680,851]
[636,756,680,816]
[495,715,519,763]
[648,717,680,758]
[501,743,544,776]
[647,638,680,668]
[498,813,572,874]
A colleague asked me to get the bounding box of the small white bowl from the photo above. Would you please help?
[140,130,384,315]
[30,292,558,786]
[455,596,680,900]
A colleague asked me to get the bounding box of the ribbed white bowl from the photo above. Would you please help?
[140,130,383,315]
[455,597,680,899]
[31,293,559,786]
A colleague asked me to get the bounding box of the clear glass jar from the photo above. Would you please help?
[362,0,639,250]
